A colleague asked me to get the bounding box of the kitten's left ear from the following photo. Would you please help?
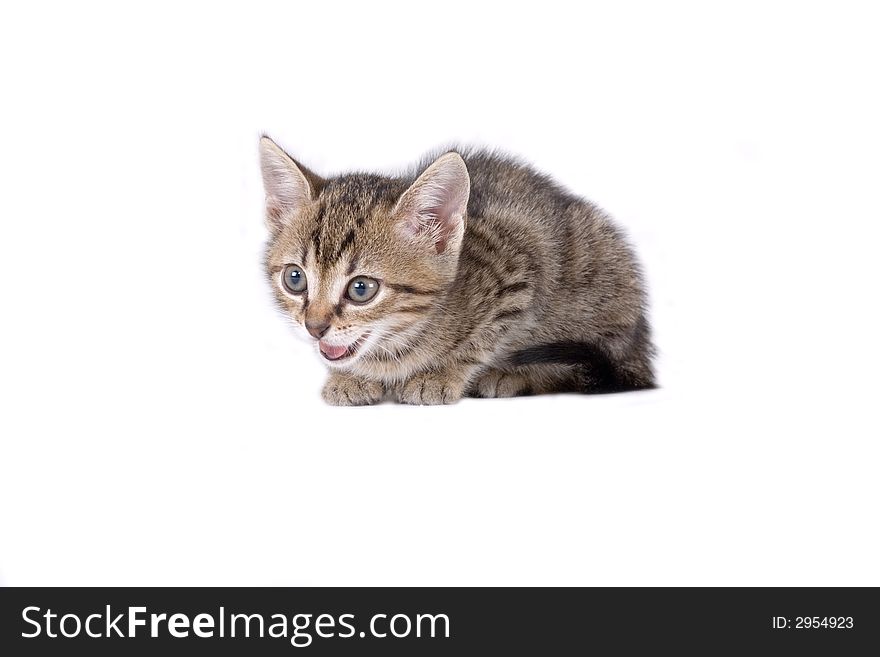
[259,136,322,233]
[393,152,470,255]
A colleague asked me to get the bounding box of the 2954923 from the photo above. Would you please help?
[772,616,854,629]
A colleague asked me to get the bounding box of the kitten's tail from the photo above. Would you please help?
[509,339,655,393]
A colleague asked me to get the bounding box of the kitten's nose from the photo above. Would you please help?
[305,319,331,339]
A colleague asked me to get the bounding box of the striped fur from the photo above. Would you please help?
[261,137,656,405]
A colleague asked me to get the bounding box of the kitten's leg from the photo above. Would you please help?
[396,363,476,405]
[470,368,533,398]
[470,364,577,398]
[322,371,385,406]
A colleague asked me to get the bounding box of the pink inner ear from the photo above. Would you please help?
[265,196,286,224]
[416,204,455,254]
[403,206,457,254]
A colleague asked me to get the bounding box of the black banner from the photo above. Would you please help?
[1,588,877,655]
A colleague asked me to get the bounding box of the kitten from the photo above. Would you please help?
[260,137,655,405]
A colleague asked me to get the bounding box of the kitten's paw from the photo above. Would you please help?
[471,369,532,398]
[322,374,384,406]
[398,372,465,405]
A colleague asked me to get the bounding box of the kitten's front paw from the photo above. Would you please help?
[398,371,465,405]
[322,373,384,406]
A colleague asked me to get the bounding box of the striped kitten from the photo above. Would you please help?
[260,137,655,405]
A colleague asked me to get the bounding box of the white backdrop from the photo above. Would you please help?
[1,1,878,585]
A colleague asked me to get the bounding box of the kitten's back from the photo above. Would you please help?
[453,148,655,389]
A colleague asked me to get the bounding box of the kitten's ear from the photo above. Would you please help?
[393,152,470,255]
[259,136,321,233]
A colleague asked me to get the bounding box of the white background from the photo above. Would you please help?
[1,1,878,586]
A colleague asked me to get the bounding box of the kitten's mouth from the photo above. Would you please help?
[318,332,370,362]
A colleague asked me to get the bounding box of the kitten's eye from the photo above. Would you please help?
[346,276,380,303]
[282,264,308,294]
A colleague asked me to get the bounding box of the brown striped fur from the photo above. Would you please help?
[260,137,655,405]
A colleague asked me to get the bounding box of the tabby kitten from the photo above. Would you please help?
[260,136,655,405]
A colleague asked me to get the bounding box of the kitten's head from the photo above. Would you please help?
[260,136,469,370]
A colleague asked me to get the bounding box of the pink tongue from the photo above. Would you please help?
[319,341,348,360]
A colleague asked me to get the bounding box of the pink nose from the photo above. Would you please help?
[305,319,331,339]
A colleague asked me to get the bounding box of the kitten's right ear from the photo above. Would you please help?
[259,136,321,234]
